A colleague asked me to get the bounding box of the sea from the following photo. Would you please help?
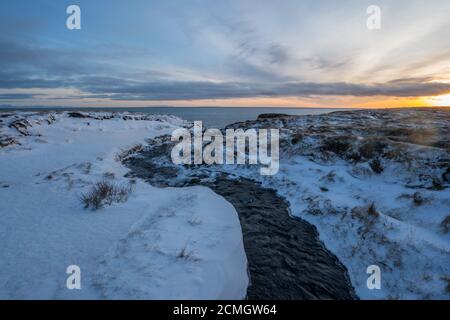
[0,106,351,128]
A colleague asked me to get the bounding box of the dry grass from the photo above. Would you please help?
[440,215,450,234]
[177,242,199,261]
[80,180,132,210]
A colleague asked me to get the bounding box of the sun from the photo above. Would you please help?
[426,94,450,107]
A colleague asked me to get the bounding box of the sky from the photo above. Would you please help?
[1,0,450,108]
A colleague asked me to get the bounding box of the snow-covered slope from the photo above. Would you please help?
[0,111,248,299]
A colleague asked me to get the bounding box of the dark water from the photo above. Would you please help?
[123,139,357,300]
[0,106,347,128]
[135,107,345,128]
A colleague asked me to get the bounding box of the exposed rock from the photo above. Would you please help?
[9,119,32,136]
[47,114,56,124]
[257,113,290,120]
[68,112,114,120]
[0,137,18,148]
[67,112,89,118]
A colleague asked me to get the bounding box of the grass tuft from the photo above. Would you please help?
[80,180,132,210]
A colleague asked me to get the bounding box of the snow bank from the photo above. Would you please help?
[94,184,248,300]
[0,111,248,299]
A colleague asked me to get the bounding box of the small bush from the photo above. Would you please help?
[358,140,387,159]
[413,192,424,206]
[80,180,132,210]
[320,137,351,156]
[369,159,384,174]
[351,202,380,221]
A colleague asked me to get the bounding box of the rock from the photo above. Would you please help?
[9,119,32,136]
[257,113,290,120]
[67,112,89,118]
[0,137,18,148]
[47,114,56,124]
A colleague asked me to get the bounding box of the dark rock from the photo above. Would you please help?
[67,112,88,118]
[257,113,290,120]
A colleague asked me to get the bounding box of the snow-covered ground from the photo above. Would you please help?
[1,108,448,300]
[220,109,450,299]
[0,111,248,299]
[239,157,450,299]
[125,108,450,300]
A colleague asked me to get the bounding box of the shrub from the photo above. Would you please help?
[80,180,132,210]
[320,137,351,156]
[177,242,199,261]
[369,159,384,174]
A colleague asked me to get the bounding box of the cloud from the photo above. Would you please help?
[1,63,449,101]
[0,93,42,100]
[1,10,450,105]
[73,79,450,101]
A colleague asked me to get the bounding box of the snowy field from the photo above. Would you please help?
[0,111,248,299]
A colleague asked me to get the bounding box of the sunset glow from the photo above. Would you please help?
[425,94,450,107]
